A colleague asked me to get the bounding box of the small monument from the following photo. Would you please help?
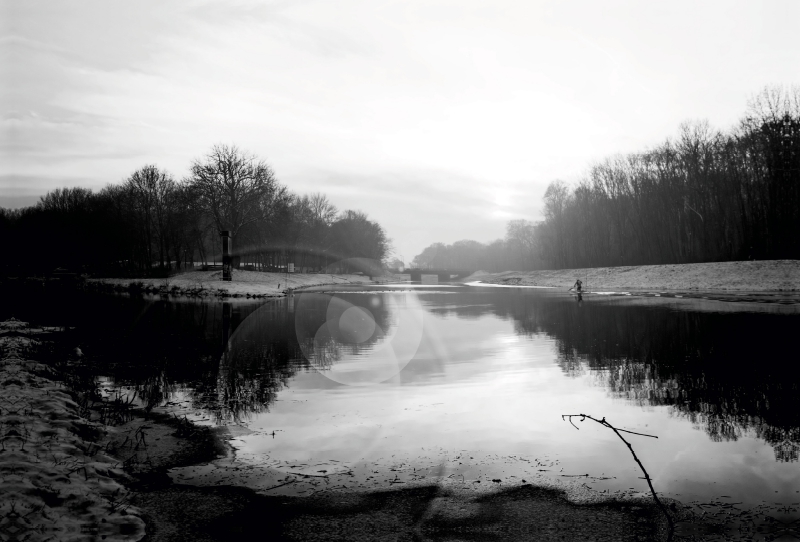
[220,230,232,282]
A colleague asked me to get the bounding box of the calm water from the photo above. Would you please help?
[6,282,800,508]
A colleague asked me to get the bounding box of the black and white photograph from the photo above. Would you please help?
[2,1,799,540]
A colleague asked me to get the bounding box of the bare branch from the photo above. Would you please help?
[562,413,674,536]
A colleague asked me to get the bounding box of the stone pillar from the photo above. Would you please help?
[221,230,232,282]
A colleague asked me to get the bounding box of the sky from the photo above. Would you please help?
[2,0,799,262]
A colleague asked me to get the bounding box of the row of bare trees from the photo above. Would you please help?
[412,86,800,271]
[1,144,391,276]
[537,87,799,268]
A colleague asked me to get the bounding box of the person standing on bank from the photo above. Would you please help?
[570,279,582,293]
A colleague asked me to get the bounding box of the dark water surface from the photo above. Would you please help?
[5,281,800,508]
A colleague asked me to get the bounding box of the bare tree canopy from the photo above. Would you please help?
[125,164,177,269]
[1,144,391,276]
[308,192,338,226]
[37,187,94,213]
[190,144,281,242]
[543,180,570,222]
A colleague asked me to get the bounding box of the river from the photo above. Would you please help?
[5,281,800,512]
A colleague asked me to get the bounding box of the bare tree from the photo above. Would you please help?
[308,192,338,226]
[543,180,571,267]
[505,219,538,269]
[125,165,176,269]
[38,187,93,213]
[190,144,281,250]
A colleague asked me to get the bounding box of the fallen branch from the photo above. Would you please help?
[262,479,298,491]
[288,472,328,478]
[562,413,674,537]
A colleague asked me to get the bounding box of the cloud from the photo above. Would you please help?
[288,166,548,259]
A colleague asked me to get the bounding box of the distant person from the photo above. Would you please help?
[570,279,583,293]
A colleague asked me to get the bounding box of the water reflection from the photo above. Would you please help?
[185,290,419,420]
[293,292,394,372]
[195,301,304,423]
[435,290,800,461]
[6,282,800,464]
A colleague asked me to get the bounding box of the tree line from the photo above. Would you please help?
[0,144,391,276]
[413,86,800,271]
[411,219,541,272]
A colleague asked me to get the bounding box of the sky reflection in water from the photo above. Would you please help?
[207,285,800,506]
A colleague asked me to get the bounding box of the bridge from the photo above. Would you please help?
[402,268,475,282]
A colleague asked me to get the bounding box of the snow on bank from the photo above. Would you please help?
[465,260,799,292]
[0,319,145,541]
[89,269,383,298]
[462,281,555,289]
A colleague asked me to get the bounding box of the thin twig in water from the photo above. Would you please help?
[263,479,298,491]
[562,413,674,537]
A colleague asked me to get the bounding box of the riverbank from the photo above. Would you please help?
[88,269,384,298]
[4,317,759,541]
[0,318,148,541]
[466,260,799,292]
[1,318,677,541]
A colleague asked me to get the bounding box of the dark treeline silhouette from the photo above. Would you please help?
[0,144,390,276]
[413,86,800,271]
[431,289,800,461]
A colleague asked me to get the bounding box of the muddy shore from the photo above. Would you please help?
[466,260,799,292]
[104,419,681,542]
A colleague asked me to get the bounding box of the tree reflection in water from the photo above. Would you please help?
[11,283,798,462]
[33,288,399,426]
[293,293,395,368]
[200,301,306,424]
[435,291,800,462]
[208,292,395,422]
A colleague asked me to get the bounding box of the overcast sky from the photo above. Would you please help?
[2,0,799,261]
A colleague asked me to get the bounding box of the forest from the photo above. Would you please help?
[413,86,800,272]
[0,144,391,276]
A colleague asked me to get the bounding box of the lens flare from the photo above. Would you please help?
[296,290,424,386]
